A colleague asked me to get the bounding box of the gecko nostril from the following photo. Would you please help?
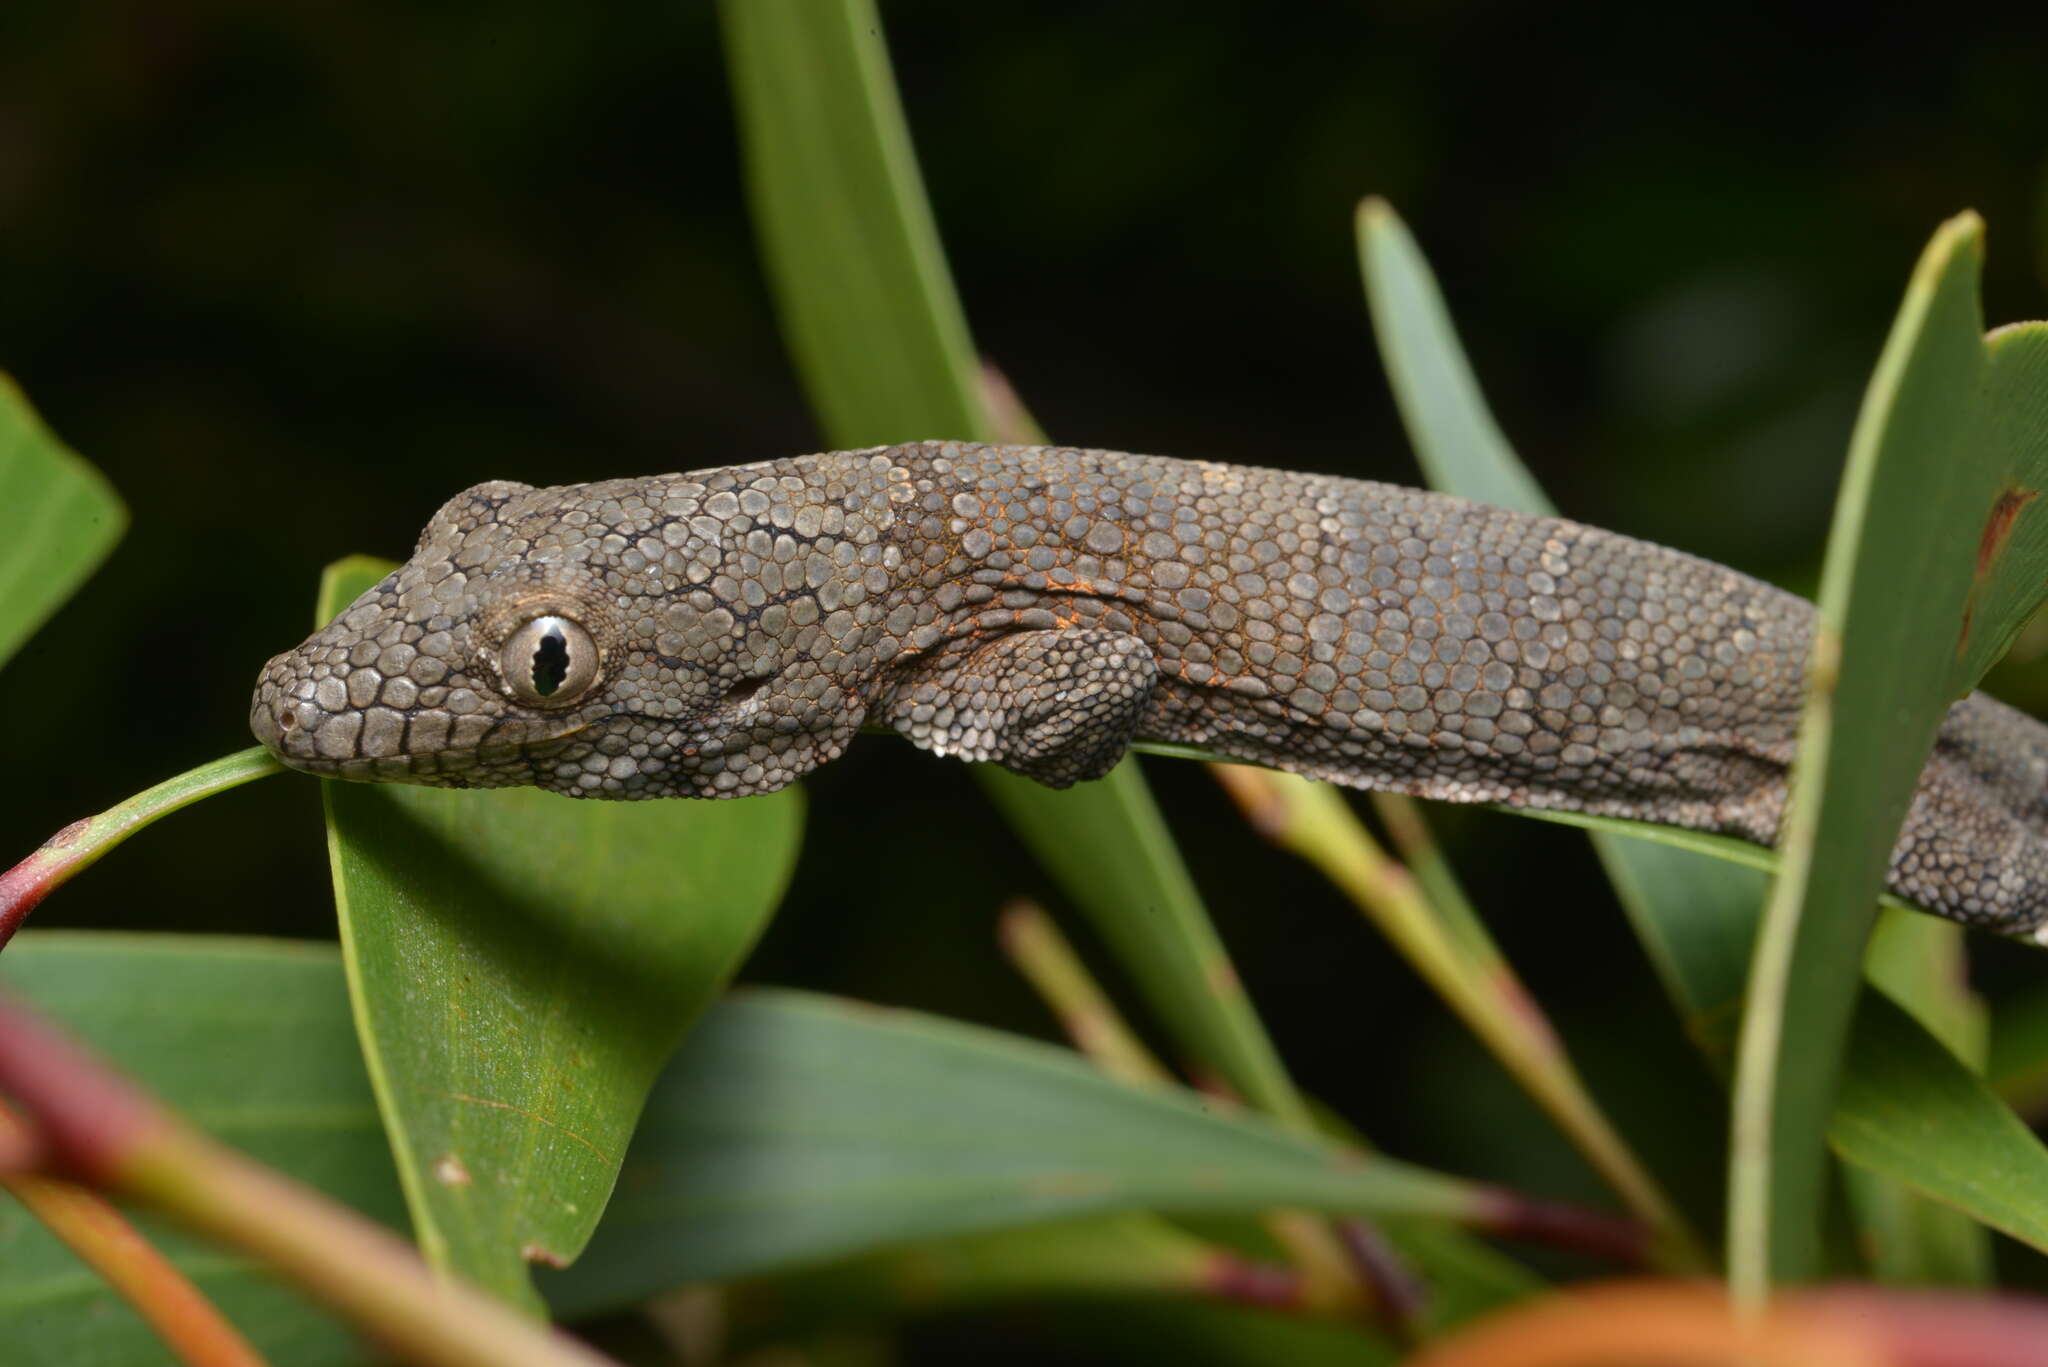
[279,707,299,731]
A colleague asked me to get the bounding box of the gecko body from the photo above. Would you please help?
[250,443,2048,937]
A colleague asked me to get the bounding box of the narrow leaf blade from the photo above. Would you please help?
[544,989,1485,1300]
[1833,989,2048,1258]
[1729,214,2023,1293]
[1355,199,1549,514]
[1847,911,1991,1285]
[721,0,984,447]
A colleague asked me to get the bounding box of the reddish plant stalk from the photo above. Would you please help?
[0,748,283,952]
[1,1103,269,1367]
[0,994,617,1367]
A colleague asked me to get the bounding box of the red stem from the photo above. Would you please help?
[0,825,84,951]
[0,993,617,1367]
[1,1125,270,1367]
[1473,1188,1654,1267]
[1202,1251,1307,1310]
[0,994,166,1181]
[1338,1217,1428,1334]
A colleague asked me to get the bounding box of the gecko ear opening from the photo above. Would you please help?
[724,672,772,705]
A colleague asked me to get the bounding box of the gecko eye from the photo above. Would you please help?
[501,615,599,707]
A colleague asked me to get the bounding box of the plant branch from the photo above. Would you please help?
[997,899,1175,1087]
[0,993,618,1367]
[1212,764,1707,1272]
[1469,1188,1654,1268]
[1335,1218,1429,1331]
[0,748,285,952]
[1367,792,1507,972]
[998,898,1401,1327]
[1,1101,268,1367]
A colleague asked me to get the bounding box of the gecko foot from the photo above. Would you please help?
[880,628,1159,787]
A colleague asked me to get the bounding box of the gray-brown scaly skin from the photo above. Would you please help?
[250,442,2048,939]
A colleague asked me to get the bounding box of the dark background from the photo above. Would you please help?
[5,0,2048,1275]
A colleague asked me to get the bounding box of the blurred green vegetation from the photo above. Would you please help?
[5,3,2048,1353]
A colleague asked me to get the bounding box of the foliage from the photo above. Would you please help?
[4,5,2048,1366]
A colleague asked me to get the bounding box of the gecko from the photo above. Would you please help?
[249,442,2048,939]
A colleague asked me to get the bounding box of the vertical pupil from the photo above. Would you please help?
[531,628,571,697]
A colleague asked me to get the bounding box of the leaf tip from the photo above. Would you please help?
[1356,195,1397,232]
[1939,208,1988,254]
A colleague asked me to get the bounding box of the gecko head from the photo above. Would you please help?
[250,466,877,798]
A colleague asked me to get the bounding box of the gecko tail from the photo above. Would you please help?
[1893,692,2048,940]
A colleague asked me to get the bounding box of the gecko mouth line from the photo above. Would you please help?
[269,721,594,774]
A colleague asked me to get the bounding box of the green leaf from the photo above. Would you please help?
[1989,986,2048,1116]
[1356,198,1724,1266]
[543,988,1487,1303]
[0,935,1503,1361]
[720,0,983,448]
[1587,835,1768,1066]
[1728,214,2048,1294]
[1845,911,1991,1285]
[723,0,1309,1128]
[1952,323,2048,684]
[0,931,400,1367]
[0,373,125,668]
[1355,202,1550,516]
[712,1215,1265,1346]
[318,557,804,1309]
[1849,325,2048,1278]
[1832,988,2048,1260]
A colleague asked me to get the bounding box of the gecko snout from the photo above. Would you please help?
[247,639,407,776]
[249,652,335,771]
[248,682,285,751]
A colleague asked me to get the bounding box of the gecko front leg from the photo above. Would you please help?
[879,629,1160,787]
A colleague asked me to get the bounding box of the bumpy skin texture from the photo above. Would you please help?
[251,442,2048,938]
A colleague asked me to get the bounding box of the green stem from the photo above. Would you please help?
[997,900,1391,1324]
[1367,793,1504,972]
[0,748,285,951]
[128,1134,615,1367]
[997,900,1175,1088]
[1212,764,1708,1272]
[979,763,1315,1132]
